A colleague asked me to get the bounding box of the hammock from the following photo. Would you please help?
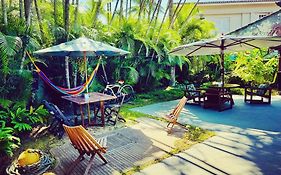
[27,52,101,96]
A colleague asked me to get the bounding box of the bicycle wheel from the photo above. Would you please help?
[103,87,118,104]
[120,85,135,103]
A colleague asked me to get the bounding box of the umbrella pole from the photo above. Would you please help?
[220,40,225,87]
[84,51,89,93]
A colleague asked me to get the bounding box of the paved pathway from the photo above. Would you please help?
[132,95,281,175]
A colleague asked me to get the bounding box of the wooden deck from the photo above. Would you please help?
[50,118,185,175]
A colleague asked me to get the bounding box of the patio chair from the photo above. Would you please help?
[244,84,272,104]
[163,96,188,133]
[203,88,233,111]
[184,84,204,105]
[104,93,126,125]
[43,100,75,138]
[63,125,107,175]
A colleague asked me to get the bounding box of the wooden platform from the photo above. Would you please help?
[50,118,185,175]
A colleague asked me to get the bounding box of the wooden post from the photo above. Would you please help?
[278,49,281,95]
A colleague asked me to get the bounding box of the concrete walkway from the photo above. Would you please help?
[50,118,185,175]
[132,95,281,175]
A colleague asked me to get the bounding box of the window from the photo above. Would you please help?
[258,12,271,19]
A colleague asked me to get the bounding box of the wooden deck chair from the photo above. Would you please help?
[63,125,107,175]
[163,96,188,133]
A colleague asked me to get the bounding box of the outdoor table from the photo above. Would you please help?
[62,92,116,127]
[206,83,240,105]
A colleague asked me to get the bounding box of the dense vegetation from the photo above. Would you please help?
[0,0,278,164]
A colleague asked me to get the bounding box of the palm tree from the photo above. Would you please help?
[64,0,71,88]
[64,0,70,39]
[1,0,7,26]
[53,0,58,25]
[0,32,22,80]
[19,0,24,18]
[24,0,32,26]
[34,0,44,42]
[93,0,102,27]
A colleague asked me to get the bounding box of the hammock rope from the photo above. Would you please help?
[27,52,101,95]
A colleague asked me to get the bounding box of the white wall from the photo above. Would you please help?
[196,2,280,34]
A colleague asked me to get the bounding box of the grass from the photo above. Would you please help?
[120,87,184,122]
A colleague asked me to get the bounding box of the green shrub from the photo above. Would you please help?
[0,101,49,133]
[0,102,48,156]
[0,70,33,104]
[0,122,20,157]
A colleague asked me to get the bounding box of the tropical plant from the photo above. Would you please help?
[0,122,20,157]
[0,32,22,78]
[231,50,278,85]
[0,103,49,133]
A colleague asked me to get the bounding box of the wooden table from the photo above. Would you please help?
[209,83,240,89]
[207,83,240,105]
[62,92,116,127]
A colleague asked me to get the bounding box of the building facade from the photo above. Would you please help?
[183,0,280,34]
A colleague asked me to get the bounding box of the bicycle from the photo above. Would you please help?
[103,80,135,103]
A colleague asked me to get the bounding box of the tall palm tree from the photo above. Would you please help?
[34,0,44,42]
[19,0,24,18]
[74,0,79,25]
[1,0,7,26]
[24,0,32,26]
[93,0,102,27]
[64,0,70,39]
[168,0,176,86]
[64,0,71,88]
[53,0,58,25]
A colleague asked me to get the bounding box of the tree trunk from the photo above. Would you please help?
[64,0,70,88]
[65,56,71,88]
[64,0,70,40]
[180,0,199,30]
[93,0,102,27]
[1,0,7,26]
[19,0,24,18]
[138,0,144,21]
[168,0,176,86]
[153,0,162,25]
[119,0,123,20]
[20,0,32,71]
[74,0,79,25]
[148,0,154,21]
[34,0,44,42]
[169,0,182,28]
[53,0,58,25]
[125,0,128,18]
[110,0,119,24]
[24,0,32,26]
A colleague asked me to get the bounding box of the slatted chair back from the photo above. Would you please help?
[164,96,188,133]
[63,125,106,155]
[168,96,188,121]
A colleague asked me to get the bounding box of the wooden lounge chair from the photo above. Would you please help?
[244,84,272,104]
[63,125,107,175]
[203,88,233,111]
[163,96,188,133]
[184,84,204,105]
